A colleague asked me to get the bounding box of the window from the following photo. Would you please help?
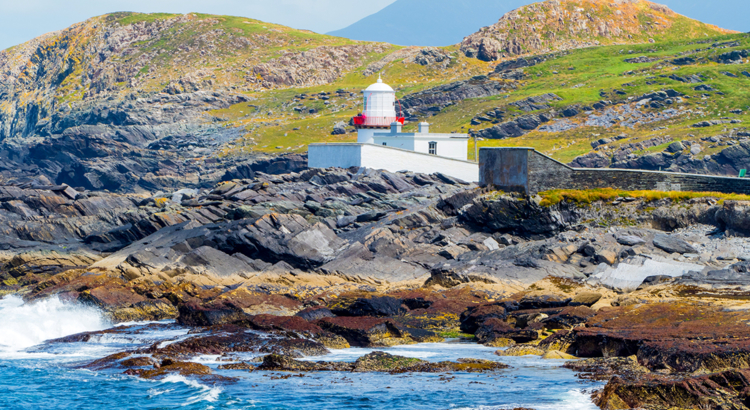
[428,141,437,155]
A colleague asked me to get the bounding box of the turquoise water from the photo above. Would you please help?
[0,295,604,410]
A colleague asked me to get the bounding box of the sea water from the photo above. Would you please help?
[0,295,604,410]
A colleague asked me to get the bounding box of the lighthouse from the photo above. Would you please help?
[307,75,477,183]
[352,75,405,144]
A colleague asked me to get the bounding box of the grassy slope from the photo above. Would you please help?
[473,34,750,163]
[218,32,749,163]
[5,8,742,162]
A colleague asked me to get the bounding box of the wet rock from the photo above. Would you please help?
[138,359,212,380]
[460,303,509,334]
[571,302,750,373]
[333,296,406,318]
[315,316,407,347]
[295,306,336,321]
[476,318,538,344]
[256,351,508,373]
[495,345,545,357]
[541,350,577,360]
[563,356,648,381]
[597,370,750,410]
[541,306,596,330]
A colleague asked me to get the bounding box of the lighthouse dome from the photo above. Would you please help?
[364,77,394,93]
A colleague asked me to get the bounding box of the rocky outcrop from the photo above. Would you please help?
[460,0,734,61]
[570,139,750,177]
[256,351,508,373]
[399,76,516,120]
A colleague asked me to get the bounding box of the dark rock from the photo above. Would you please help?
[665,141,684,153]
[652,234,697,254]
[671,57,696,66]
[296,307,336,321]
[476,318,538,344]
[334,297,406,318]
[315,316,405,347]
[460,303,508,334]
[717,49,749,64]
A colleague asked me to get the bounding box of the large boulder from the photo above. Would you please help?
[652,234,697,254]
[460,303,509,334]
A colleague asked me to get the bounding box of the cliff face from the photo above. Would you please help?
[460,0,737,61]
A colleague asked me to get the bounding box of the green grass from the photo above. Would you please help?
[537,188,750,207]
[216,30,750,158]
[10,7,748,165]
[438,331,476,339]
[113,12,181,26]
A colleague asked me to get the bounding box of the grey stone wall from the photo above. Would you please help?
[480,147,750,195]
[479,148,529,193]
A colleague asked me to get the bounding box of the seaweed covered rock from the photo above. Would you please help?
[476,318,539,345]
[460,303,509,334]
[333,296,406,317]
[596,370,750,410]
[315,316,410,347]
[570,302,750,373]
[255,351,508,373]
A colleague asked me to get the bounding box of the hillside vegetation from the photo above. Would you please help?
[0,0,746,189]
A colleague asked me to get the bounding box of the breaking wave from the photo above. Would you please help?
[0,295,109,351]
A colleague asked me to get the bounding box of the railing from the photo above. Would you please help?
[352,115,405,127]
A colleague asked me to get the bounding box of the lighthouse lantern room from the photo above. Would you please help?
[353,75,405,144]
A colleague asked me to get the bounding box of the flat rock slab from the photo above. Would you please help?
[588,255,705,291]
[653,234,698,254]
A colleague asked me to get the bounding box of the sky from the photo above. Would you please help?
[1,0,747,51]
[0,0,398,50]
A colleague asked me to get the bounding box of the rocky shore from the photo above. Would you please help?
[5,163,750,408]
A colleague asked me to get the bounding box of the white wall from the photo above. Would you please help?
[357,128,378,144]
[308,143,479,182]
[374,136,415,151]
[373,133,469,161]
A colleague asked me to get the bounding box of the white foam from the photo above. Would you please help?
[160,374,222,405]
[0,295,109,352]
[452,389,598,410]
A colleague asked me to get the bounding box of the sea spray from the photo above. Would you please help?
[0,295,109,351]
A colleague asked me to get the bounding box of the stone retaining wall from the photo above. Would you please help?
[480,147,750,195]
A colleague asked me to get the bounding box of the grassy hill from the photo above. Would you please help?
[1,1,745,178]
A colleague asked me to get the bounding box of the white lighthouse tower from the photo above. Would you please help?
[352,75,404,144]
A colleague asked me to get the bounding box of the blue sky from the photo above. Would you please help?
[0,0,747,51]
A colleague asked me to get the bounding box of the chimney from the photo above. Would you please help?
[391,122,402,134]
[419,122,430,133]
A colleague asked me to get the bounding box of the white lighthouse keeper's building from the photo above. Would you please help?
[307,76,478,182]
